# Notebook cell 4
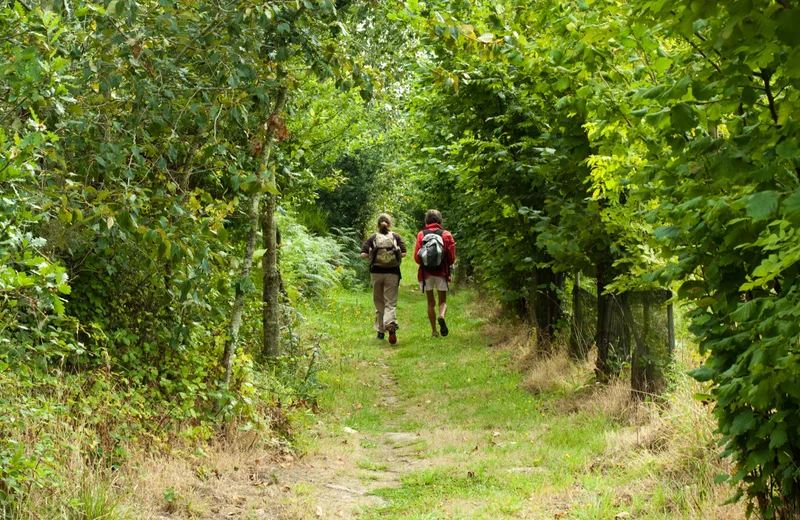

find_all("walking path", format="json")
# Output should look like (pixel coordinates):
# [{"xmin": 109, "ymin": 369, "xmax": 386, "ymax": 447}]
[{"xmin": 166, "ymin": 263, "xmax": 740, "ymax": 519}]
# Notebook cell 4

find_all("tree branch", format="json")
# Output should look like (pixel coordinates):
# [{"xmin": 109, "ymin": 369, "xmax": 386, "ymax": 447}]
[
  {"xmin": 683, "ymin": 36, "xmax": 721, "ymax": 74},
  {"xmin": 758, "ymin": 70, "xmax": 779, "ymax": 125}
]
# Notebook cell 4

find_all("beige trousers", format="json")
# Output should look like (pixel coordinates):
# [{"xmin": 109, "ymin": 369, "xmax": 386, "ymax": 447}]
[{"xmin": 371, "ymin": 273, "xmax": 400, "ymax": 332}]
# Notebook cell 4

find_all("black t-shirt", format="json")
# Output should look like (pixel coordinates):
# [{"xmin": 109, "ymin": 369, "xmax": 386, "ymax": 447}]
[{"xmin": 361, "ymin": 232, "xmax": 407, "ymax": 277}]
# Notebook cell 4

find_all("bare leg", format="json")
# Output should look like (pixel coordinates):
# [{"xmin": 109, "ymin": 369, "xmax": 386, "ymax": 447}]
[
  {"xmin": 437, "ymin": 290, "xmax": 449, "ymax": 336},
  {"xmin": 426, "ymin": 290, "xmax": 438, "ymax": 334}
]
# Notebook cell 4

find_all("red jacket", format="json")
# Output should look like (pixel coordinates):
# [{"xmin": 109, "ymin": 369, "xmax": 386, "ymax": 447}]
[{"xmin": 414, "ymin": 224, "xmax": 456, "ymax": 281}]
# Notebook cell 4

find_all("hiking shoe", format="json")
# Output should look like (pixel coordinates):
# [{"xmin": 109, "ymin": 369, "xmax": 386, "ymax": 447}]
[
  {"xmin": 388, "ymin": 325, "xmax": 397, "ymax": 345},
  {"xmin": 438, "ymin": 317, "xmax": 449, "ymax": 337},
  {"xmin": 377, "ymin": 332, "xmax": 385, "ymax": 340}
]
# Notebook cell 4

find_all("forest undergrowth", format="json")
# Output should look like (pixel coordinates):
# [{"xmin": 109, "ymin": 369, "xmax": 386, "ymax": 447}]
[
  {"xmin": 98, "ymin": 262, "xmax": 743, "ymax": 520},
  {"xmin": 4, "ymin": 261, "xmax": 743, "ymax": 520}
]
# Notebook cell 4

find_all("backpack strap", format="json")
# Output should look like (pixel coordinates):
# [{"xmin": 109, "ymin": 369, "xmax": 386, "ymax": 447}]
[
  {"xmin": 369, "ymin": 233, "xmax": 378, "ymax": 269},
  {"xmin": 420, "ymin": 231, "xmax": 427, "ymax": 292}
]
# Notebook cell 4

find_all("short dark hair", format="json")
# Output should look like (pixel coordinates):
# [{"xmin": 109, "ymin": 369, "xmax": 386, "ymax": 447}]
[{"xmin": 424, "ymin": 209, "xmax": 442, "ymax": 225}]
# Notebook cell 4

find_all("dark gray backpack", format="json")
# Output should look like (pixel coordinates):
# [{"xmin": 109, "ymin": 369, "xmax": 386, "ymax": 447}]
[{"xmin": 419, "ymin": 229, "xmax": 445, "ymax": 270}]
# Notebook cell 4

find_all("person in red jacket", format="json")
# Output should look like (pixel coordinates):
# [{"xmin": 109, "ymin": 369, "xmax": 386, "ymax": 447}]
[{"xmin": 414, "ymin": 209, "xmax": 456, "ymax": 337}]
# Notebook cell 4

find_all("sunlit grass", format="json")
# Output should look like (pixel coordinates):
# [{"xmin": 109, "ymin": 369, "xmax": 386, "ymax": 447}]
[{"xmin": 299, "ymin": 260, "xmax": 737, "ymax": 519}]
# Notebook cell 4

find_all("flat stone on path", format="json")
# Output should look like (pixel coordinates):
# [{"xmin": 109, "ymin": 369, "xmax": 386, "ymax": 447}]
[{"xmin": 384, "ymin": 432, "xmax": 419, "ymax": 443}]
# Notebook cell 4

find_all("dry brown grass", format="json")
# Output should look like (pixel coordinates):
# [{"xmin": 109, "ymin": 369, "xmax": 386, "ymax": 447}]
[
  {"xmin": 122, "ymin": 430, "xmax": 299, "ymax": 519},
  {"xmin": 10, "ymin": 397, "xmax": 296, "ymax": 520},
  {"xmin": 490, "ymin": 316, "xmax": 745, "ymax": 520}
]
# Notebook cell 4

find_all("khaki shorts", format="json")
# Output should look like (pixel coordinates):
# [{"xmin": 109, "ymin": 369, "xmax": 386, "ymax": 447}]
[{"xmin": 422, "ymin": 276, "xmax": 448, "ymax": 292}]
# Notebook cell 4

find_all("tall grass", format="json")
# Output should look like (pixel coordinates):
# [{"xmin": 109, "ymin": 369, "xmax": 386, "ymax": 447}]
[
  {"xmin": 69, "ymin": 475, "xmax": 125, "ymax": 520},
  {"xmin": 507, "ymin": 324, "xmax": 741, "ymax": 519}
]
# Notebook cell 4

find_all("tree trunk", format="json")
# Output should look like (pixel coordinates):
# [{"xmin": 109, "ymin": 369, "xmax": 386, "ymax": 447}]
[
  {"xmin": 262, "ymin": 191, "xmax": 281, "ymax": 361},
  {"xmin": 667, "ymin": 297, "xmax": 675, "ymax": 357},
  {"xmin": 569, "ymin": 271, "xmax": 586, "ymax": 359},
  {"xmin": 261, "ymin": 89, "xmax": 289, "ymax": 361},
  {"xmin": 220, "ymin": 88, "xmax": 288, "ymax": 391},
  {"xmin": 626, "ymin": 295, "xmax": 654, "ymax": 399},
  {"xmin": 529, "ymin": 267, "xmax": 564, "ymax": 353},
  {"xmin": 595, "ymin": 262, "xmax": 614, "ymax": 383}
]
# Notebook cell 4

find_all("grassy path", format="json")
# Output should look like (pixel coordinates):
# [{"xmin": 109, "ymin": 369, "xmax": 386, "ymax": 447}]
[{"xmin": 276, "ymin": 262, "xmax": 736, "ymax": 519}]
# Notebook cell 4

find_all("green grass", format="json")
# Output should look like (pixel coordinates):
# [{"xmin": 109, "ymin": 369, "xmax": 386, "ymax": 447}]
[
  {"xmin": 358, "ymin": 459, "xmax": 390, "ymax": 472},
  {"xmin": 300, "ymin": 260, "xmax": 733, "ymax": 519}
]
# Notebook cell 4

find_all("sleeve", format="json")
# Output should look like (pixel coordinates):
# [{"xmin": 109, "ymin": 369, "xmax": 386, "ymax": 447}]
[
  {"xmin": 394, "ymin": 233, "xmax": 407, "ymax": 254},
  {"xmin": 361, "ymin": 234, "xmax": 375, "ymax": 255},
  {"xmin": 413, "ymin": 231, "xmax": 423, "ymax": 265},
  {"xmin": 445, "ymin": 231, "xmax": 456, "ymax": 266}
]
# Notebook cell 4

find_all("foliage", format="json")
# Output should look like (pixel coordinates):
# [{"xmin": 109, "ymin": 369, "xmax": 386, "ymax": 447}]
[
  {"xmin": 397, "ymin": 0, "xmax": 800, "ymax": 515},
  {"xmin": 316, "ymin": 150, "xmax": 385, "ymax": 236},
  {"xmin": 636, "ymin": 1, "xmax": 800, "ymax": 516},
  {"xmin": 0, "ymin": 0, "xmax": 385, "ymax": 514},
  {"xmin": 279, "ymin": 212, "xmax": 349, "ymax": 300}
]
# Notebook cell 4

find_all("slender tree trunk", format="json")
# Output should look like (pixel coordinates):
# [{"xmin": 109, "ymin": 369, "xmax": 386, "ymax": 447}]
[
  {"xmin": 595, "ymin": 263, "xmax": 614, "ymax": 383},
  {"xmin": 262, "ymin": 191, "xmax": 281, "ymax": 360},
  {"xmin": 262, "ymin": 89, "xmax": 289, "ymax": 361},
  {"xmin": 529, "ymin": 267, "xmax": 564, "ymax": 353},
  {"xmin": 626, "ymin": 296, "xmax": 649, "ymax": 398},
  {"xmin": 667, "ymin": 296, "xmax": 675, "ymax": 357},
  {"xmin": 220, "ymin": 88, "xmax": 288, "ymax": 391},
  {"xmin": 628, "ymin": 294, "xmax": 665, "ymax": 399},
  {"xmin": 569, "ymin": 271, "xmax": 586, "ymax": 359}
]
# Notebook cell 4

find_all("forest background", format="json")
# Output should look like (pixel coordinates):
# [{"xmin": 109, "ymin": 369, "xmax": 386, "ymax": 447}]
[{"xmin": 1, "ymin": 0, "xmax": 799, "ymax": 519}]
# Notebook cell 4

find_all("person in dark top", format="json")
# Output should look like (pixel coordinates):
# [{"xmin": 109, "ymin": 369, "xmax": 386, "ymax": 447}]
[{"xmin": 361, "ymin": 214, "xmax": 407, "ymax": 344}]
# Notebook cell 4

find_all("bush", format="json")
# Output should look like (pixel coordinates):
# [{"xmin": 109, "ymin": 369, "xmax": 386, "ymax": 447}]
[{"xmin": 278, "ymin": 213, "xmax": 351, "ymax": 300}]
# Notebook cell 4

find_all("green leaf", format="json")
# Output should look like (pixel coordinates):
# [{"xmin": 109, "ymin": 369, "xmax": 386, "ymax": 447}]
[
  {"xmin": 730, "ymin": 410, "xmax": 756, "ymax": 435},
  {"xmin": 52, "ymin": 296, "xmax": 65, "ymax": 315},
  {"xmin": 746, "ymin": 191, "xmax": 780, "ymax": 222},
  {"xmin": 692, "ymin": 79, "xmax": 714, "ymax": 101},
  {"xmin": 781, "ymin": 191, "xmax": 800, "ymax": 217},
  {"xmin": 678, "ymin": 280, "xmax": 705, "ymax": 299},
  {"xmin": 477, "ymin": 33, "xmax": 495, "ymax": 43},
  {"xmin": 264, "ymin": 178, "xmax": 280, "ymax": 195},
  {"xmin": 654, "ymin": 225, "xmax": 681, "ymax": 241},
  {"xmin": 730, "ymin": 300, "xmax": 759, "ymax": 322},
  {"xmin": 769, "ymin": 424, "xmax": 788, "ymax": 450},
  {"xmin": 253, "ymin": 249, "xmax": 267, "ymax": 260},
  {"xmin": 641, "ymin": 85, "xmax": 667, "ymax": 99},
  {"xmin": 778, "ymin": 103, "xmax": 792, "ymax": 126},
  {"xmin": 786, "ymin": 48, "xmax": 800, "ymax": 79},
  {"xmin": 777, "ymin": 9, "xmax": 800, "ymax": 47},
  {"xmin": 670, "ymin": 103, "xmax": 697, "ymax": 133},
  {"xmin": 689, "ymin": 366, "xmax": 715, "ymax": 382},
  {"xmin": 653, "ymin": 56, "xmax": 672, "ymax": 73},
  {"xmin": 715, "ymin": 474, "xmax": 731, "ymax": 484},
  {"xmin": 776, "ymin": 139, "xmax": 798, "ymax": 159},
  {"xmin": 645, "ymin": 108, "xmax": 669, "ymax": 127}
]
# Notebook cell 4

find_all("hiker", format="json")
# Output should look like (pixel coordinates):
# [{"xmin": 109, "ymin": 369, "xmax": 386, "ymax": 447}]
[
  {"xmin": 414, "ymin": 209, "xmax": 456, "ymax": 338},
  {"xmin": 361, "ymin": 214, "xmax": 406, "ymax": 345}
]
